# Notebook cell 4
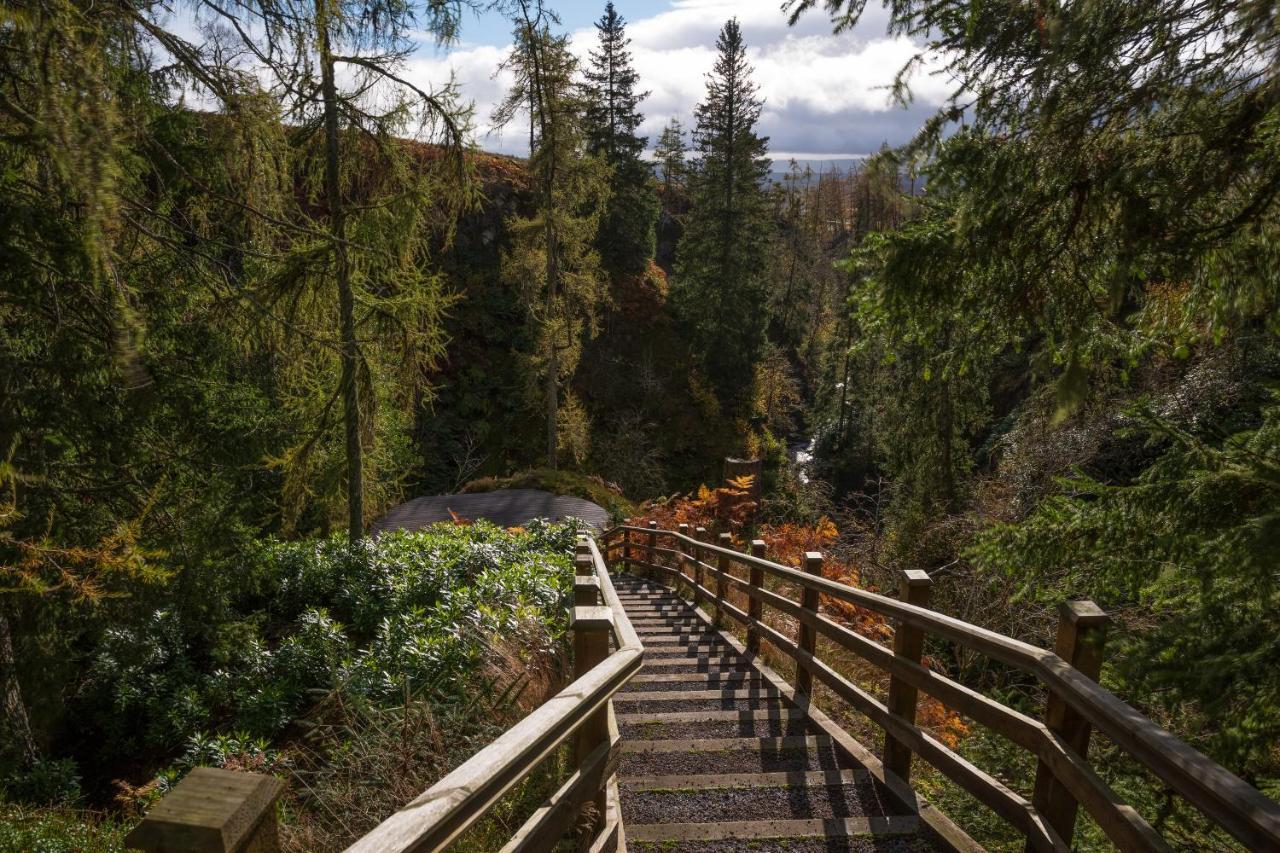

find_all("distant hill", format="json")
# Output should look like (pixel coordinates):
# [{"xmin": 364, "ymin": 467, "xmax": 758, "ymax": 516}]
[{"xmin": 766, "ymin": 157, "xmax": 867, "ymax": 184}]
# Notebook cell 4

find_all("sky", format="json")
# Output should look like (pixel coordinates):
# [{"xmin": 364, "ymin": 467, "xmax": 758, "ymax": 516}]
[{"xmin": 405, "ymin": 0, "xmax": 953, "ymax": 161}]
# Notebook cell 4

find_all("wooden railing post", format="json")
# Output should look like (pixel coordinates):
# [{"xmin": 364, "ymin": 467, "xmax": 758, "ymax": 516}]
[
  {"xmin": 573, "ymin": 604, "xmax": 614, "ymax": 825},
  {"xmin": 715, "ymin": 532, "xmax": 732, "ymax": 627},
  {"xmin": 124, "ymin": 767, "xmax": 283, "ymax": 853},
  {"xmin": 692, "ymin": 526, "xmax": 708, "ymax": 610},
  {"xmin": 883, "ymin": 569, "xmax": 933, "ymax": 784},
  {"xmin": 647, "ymin": 520, "xmax": 658, "ymax": 580},
  {"xmin": 677, "ymin": 523, "xmax": 690, "ymax": 593},
  {"xmin": 746, "ymin": 540, "xmax": 766, "ymax": 655},
  {"xmin": 796, "ymin": 552, "xmax": 823, "ymax": 696},
  {"xmin": 1029, "ymin": 600, "xmax": 1110, "ymax": 850}
]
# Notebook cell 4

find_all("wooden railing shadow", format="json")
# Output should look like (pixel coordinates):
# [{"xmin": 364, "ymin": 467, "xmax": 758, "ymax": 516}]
[
  {"xmin": 604, "ymin": 521, "xmax": 1280, "ymax": 853},
  {"xmin": 126, "ymin": 533, "xmax": 642, "ymax": 853}
]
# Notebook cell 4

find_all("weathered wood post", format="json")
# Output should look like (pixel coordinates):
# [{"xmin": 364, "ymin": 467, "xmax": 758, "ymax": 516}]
[
  {"xmin": 796, "ymin": 552, "xmax": 823, "ymax": 696},
  {"xmin": 715, "ymin": 532, "xmax": 732, "ymax": 628},
  {"xmin": 746, "ymin": 539, "xmax": 766, "ymax": 655},
  {"xmin": 647, "ymin": 520, "xmax": 658, "ymax": 581},
  {"xmin": 622, "ymin": 523, "xmax": 633, "ymax": 573},
  {"xmin": 1028, "ymin": 600, "xmax": 1110, "ymax": 850},
  {"xmin": 677, "ymin": 523, "xmax": 691, "ymax": 593},
  {"xmin": 572, "ymin": 603, "xmax": 613, "ymax": 827},
  {"xmin": 692, "ymin": 526, "xmax": 708, "ymax": 611},
  {"xmin": 883, "ymin": 569, "xmax": 933, "ymax": 784},
  {"xmin": 124, "ymin": 767, "xmax": 283, "ymax": 853}
]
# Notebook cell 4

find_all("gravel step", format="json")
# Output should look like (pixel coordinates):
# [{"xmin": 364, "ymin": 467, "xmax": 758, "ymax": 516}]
[
  {"xmin": 618, "ymin": 688, "xmax": 781, "ymax": 702},
  {"xmin": 619, "ymin": 736, "xmax": 856, "ymax": 777},
  {"xmin": 620, "ymin": 675, "xmax": 765, "ymax": 694},
  {"xmin": 614, "ymin": 695, "xmax": 789, "ymax": 714},
  {"xmin": 621, "ymin": 779, "xmax": 895, "ymax": 826},
  {"xmin": 625, "ymin": 816, "xmax": 922, "ymax": 846},
  {"xmin": 641, "ymin": 650, "xmax": 741, "ymax": 662},
  {"xmin": 628, "ymin": 838, "xmax": 933, "ymax": 853},
  {"xmin": 629, "ymin": 672, "xmax": 763, "ymax": 684},
  {"xmin": 621, "ymin": 715, "xmax": 818, "ymax": 741},
  {"xmin": 641, "ymin": 658, "xmax": 751, "ymax": 674},
  {"xmin": 622, "ymin": 769, "xmax": 871, "ymax": 792}
]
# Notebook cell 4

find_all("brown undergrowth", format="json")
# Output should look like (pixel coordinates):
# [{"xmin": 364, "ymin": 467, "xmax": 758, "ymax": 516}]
[
  {"xmin": 279, "ymin": 629, "xmax": 571, "ymax": 852},
  {"xmin": 627, "ymin": 479, "xmax": 969, "ymax": 748}
]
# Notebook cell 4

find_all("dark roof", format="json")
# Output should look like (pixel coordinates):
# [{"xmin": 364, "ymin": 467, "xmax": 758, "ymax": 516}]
[{"xmin": 373, "ymin": 488, "xmax": 610, "ymax": 534}]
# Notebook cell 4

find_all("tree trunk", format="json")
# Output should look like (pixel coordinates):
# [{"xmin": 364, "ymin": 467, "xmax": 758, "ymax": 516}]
[
  {"xmin": 318, "ymin": 13, "xmax": 363, "ymax": 541},
  {"xmin": 0, "ymin": 611, "xmax": 38, "ymax": 766}
]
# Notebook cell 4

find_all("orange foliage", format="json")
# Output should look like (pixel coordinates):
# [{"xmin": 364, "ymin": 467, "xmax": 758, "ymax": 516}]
[{"xmin": 630, "ymin": 485, "xmax": 969, "ymax": 748}]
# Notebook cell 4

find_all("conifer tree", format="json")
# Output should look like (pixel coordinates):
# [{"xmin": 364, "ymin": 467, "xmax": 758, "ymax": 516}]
[
  {"xmin": 673, "ymin": 18, "xmax": 773, "ymax": 410},
  {"xmin": 495, "ymin": 2, "xmax": 608, "ymax": 469},
  {"xmin": 583, "ymin": 2, "xmax": 658, "ymax": 277},
  {"xmin": 654, "ymin": 118, "xmax": 689, "ymax": 196}
]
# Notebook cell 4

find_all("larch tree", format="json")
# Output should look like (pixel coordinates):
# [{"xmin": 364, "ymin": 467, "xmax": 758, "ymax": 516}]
[
  {"xmin": 582, "ymin": 1, "xmax": 658, "ymax": 277},
  {"xmin": 198, "ymin": 0, "xmax": 474, "ymax": 540},
  {"xmin": 653, "ymin": 118, "xmax": 689, "ymax": 197},
  {"xmin": 673, "ymin": 18, "xmax": 773, "ymax": 412},
  {"xmin": 494, "ymin": 2, "xmax": 608, "ymax": 469}
]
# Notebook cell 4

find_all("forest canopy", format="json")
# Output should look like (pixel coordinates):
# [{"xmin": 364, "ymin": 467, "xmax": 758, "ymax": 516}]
[{"xmin": 2, "ymin": 0, "xmax": 1279, "ymax": 849}]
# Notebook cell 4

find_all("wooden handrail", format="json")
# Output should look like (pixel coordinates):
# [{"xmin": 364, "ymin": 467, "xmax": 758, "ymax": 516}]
[
  {"xmin": 348, "ymin": 533, "xmax": 642, "ymax": 853},
  {"xmin": 604, "ymin": 524, "xmax": 1280, "ymax": 852}
]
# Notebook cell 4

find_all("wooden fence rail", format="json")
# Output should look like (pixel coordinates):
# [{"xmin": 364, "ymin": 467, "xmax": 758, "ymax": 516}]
[
  {"xmin": 126, "ymin": 533, "xmax": 642, "ymax": 853},
  {"xmin": 603, "ymin": 523, "xmax": 1280, "ymax": 853}
]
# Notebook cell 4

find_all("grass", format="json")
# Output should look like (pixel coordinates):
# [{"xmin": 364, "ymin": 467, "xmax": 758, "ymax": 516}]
[{"xmin": 0, "ymin": 803, "xmax": 129, "ymax": 853}]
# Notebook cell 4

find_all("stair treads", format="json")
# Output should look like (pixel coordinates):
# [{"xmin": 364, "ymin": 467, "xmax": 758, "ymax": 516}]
[
  {"xmin": 621, "ymin": 676, "xmax": 763, "ymax": 694},
  {"xmin": 629, "ymin": 837, "xmax": 932, "ymax": 853},
  {"xmin": 625, "ymin": 816, "xmax": 921, "ymax": 844},
  {"xmin": 619, "ymin": 738, "xmax": 856, "ymax": 777},
  {"xmin": 622, "ymin": 780, "xmax": 890, "ymax": 825},
  {"xmin": 623, "ymin": 768, "xmax": 871, "ymax": 792},
  {"xmin": 620, "ymin": 716, "xmax": 817, "ymax": 741},
  {"xmin": 641, "ymin": 658, "xmax": 752, "ymax": 674}
]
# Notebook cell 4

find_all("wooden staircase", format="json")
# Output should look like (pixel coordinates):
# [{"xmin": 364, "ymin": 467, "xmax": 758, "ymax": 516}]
[{"xmin": 612, "ymin": 572, "xmax": 939, "ymax": 852}]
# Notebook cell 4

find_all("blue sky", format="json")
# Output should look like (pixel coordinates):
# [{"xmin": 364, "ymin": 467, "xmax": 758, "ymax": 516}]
[{"xmin": 405, "ymin": 0, "xmax": 951, "ymax": 160}]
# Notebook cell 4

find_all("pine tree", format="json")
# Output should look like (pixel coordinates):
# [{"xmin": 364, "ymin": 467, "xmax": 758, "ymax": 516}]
[
  {"xmin": 673, "ymin": 18, "xmax": 773, "ymax": 410},
  {"xmin": 494, "ymin": 4, "xmax": 609, "ymax": 469},
  {"xmin": 582, "ymin": 2, "xmax": 658, "ymax": 277}
]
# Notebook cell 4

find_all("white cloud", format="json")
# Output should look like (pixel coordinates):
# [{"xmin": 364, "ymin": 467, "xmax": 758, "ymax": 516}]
[{"xmin": 401, "ymin": 0, "xmax": 952, "ymax": 158}]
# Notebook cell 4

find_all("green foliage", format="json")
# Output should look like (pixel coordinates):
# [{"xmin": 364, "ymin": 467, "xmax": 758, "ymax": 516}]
[
  {"xmin": 0, "ymin": 803, "xmax": 127, "ymax": 853},
  {"xmin": 494, "ymin": 10, "xmax": 610, "ymax": 468},
  {"xmin": 55, "ymin": 521, "xmax": 573, "ymax": 787},
  {"xmin": 673, "ymin": 19, "xmax": 774, "ymax": 412},
  {"xmin": 583, "ymin": 3, "xmax": 659, "ymax": 277},
  {"xmin": 971, "ymin": 388, "xmax": 1280, "ymax": 775}
]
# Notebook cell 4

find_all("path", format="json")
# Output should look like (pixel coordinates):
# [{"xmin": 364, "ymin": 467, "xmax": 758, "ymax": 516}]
[
  {"xmin": 373, "ymin": 488, "xmax": 610, "ymax": 534},
  {"xmin": 611, "ymin": 572, "xmax": 935, "ymax": 852}
]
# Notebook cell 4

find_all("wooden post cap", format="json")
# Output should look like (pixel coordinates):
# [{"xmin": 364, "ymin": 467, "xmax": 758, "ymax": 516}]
[
  {"xmin": 124, "ymin": 767, "xmax": 283, "ymax": 853},
  {"xmin": 902, "ymin": 569, "xmax": 932, "ymax": 589},
  {"xmin": 648, "ymin": 520, "xmax": 658, "ymax": 529},
  {"xmin": 718, "ymin": 532, "xmax": 732, "ymax": 544},
  {"xmin": 1061, "ymin": 599, "xmax": 1109, "ymax": 627},
  {"xmin": 571, "ymin": 605, "xmax": 614, "ymax": 632},
  {"xmin": 574, "ymin": 554, "xmax": 594, "ymax": 576},
  {"xmin": 803, "ymin": 552, "xmax": 823, "ymax": 569},
  {"xmin": 750, "ymin": 539, "xmax": 766, "ymax": 554}
]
